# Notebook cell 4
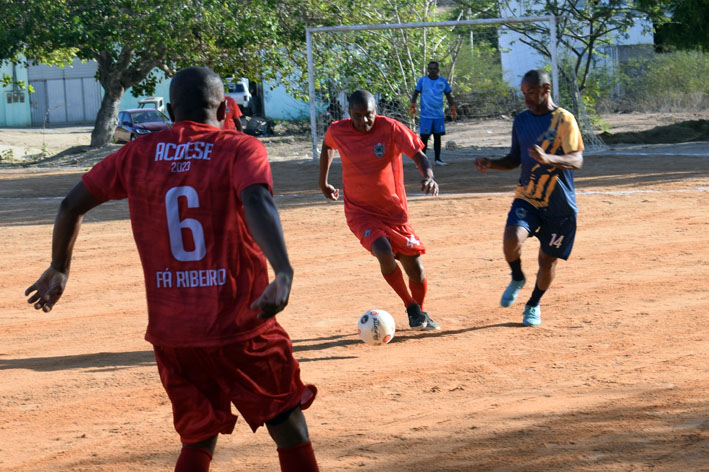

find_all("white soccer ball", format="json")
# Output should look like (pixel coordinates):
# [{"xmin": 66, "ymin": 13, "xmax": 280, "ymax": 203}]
[{"xmin": 357, "ymin": 309, "xmax": 396, "ymax": 345}]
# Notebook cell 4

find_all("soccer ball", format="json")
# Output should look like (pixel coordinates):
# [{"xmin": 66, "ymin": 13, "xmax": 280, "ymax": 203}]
[{"xmin": 357, "ymin": 309, "xmax": 396, "ymax": 345}]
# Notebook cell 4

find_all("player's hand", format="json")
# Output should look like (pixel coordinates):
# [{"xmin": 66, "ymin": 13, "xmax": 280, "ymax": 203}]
[
  {"xmin": 529, "ymin": 145, "xmax": 551, "ymax": 164},
  {"xmin": 450, "ymin": 105, "xmax": 457, "ymax": 121},
  {"xmin": 409, "ymin": 103, "xmax": 416, "ymax": 119},
  {"xmin": 320, "ymin": 183, "xmax": 340, "ymax": 201},
  {"xmin": 25, "ymin": 265, "xmax": 68, "ymax": 313},
  {"xmin": 252, "ymin": 271, "xmax": 292, "ymax": 319},
  {"xmin": 421, "ymin": 177, "xmax": 439, "ymax": 196},
  {"xmin": 474, "ymin": 157, "xmax": 491, "ymax": 174}
]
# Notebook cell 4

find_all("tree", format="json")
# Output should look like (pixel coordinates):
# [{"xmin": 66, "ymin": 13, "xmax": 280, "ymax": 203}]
[
  {"xmin": 309, "ymin": 0, "xmax": 503, "ymax": 120},
  {"xmin": 496, "ymin": 0, "xmax": 663, "ymax": 114},
  {"xmin": 643, "ymin": 0, "xmax": 709, "ymax": 51},
  {"xmin": 0, "ymin": 0, "xmax": 311, "ymax": 147}
]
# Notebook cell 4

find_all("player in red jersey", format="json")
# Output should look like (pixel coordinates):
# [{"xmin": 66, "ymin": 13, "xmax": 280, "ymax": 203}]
[
  {"xmin": 24, "ymin": 67, "xmax": 319, "ymax": 472},
  {"xmin": 319, "ymin": 89, "xmax": 441, "ymax": 331},
  {"xmin": 222, "ymin": 95, "xmax": 243, "ymax": 131}
]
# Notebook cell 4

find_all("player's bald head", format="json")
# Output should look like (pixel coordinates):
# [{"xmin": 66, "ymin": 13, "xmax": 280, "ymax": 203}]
[
  {"xmin": 169, "ymin": 67, "xmax": 224, "ymax": 120},
  {"xmin": 348, "ymin": 90, "xmax": 375, "ymax": 110},
  {"xmin": 522, "ymin": 69, "xmax": 551, "ymax": 87}
]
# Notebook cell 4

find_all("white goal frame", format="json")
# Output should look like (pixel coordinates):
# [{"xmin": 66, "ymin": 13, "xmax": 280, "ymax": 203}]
[{"xmin": 306, "ymin": 16, "xmax": 558, "ymax": 160}]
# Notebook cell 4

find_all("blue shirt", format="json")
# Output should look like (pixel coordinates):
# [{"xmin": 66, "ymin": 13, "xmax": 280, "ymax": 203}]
[
  {"xmin": 415, "ymin": 76, "xmax": 451, "ymax": 119},
  {"xmin": 510, "ymin": 107, "xmax": 584, "ymax": 216}
]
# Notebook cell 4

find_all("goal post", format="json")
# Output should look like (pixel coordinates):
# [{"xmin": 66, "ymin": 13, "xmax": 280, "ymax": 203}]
[{"xmin": 305, "ymin": 15, "xmax": 558, "ymax": 160}]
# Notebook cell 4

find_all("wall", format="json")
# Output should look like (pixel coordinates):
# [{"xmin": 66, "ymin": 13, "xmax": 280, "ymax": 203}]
[{"xmin": 0, "ymin": 62, "xmax": 32, "ymax": 127}]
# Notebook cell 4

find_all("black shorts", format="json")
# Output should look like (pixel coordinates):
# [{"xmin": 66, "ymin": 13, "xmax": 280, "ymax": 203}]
[{"xmin": 505, "ymin": 199, "xmax": 576, "ymax": 260}]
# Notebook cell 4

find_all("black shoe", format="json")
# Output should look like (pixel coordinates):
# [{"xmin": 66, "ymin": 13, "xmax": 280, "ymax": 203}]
[
  {"xmin": 422, "ymin": 312, "xmax": 441, "ymax": 331},
  {"xmin": 406, "ymin": 303, "xmax": 428, "ymax": 330}
]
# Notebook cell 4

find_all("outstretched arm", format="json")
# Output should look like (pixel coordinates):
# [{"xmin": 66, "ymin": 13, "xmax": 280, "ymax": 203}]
[
  {"xmin": 529, "ymin": 146, "xmax": 583, "ymax": 170},
  {"xmin": 474, "ymin": 153, "xmax": 522, "ymax": 174},
  {"xmin": 242, "ymin": 184, "xmax": 293, "ymax": 319},
  {"xmin": 25, "ymin": 181, "xmax": 103, "ymax": 312},
  {"xmin": 318, "ymin": 142, "xmax": 340, "ymax": 200},
  {"xmin": 411, "ymin": 150, "xmax": 439, "ymax": 196}
]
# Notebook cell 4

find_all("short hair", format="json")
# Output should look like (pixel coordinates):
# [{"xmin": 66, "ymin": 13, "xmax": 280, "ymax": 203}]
[
  {"xmin": 522, "ymin": 69, "xmax": 551, "ymax": 87},
  {"xmin": 348, "ymin": 90, "xmax": 375, "ymax": 109},
  {"xmin": 428, "ymin": 61, "xmax": 439, "ymax": 67},
  {"xmin": 170, "ymin": 66, "xmax": 224, "ymax": 112}
]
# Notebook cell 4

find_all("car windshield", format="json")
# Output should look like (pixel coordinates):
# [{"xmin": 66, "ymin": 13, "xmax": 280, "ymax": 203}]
[
  {"xmin": 228, "ymin": 83, "xmax": 246, "ymax": 93},
  {"xmin": 131, "ymin": 110, "xmax": 166, "ymax": 124}
]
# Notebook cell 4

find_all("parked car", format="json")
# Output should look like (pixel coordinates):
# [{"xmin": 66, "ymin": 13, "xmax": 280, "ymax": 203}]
[
  {"xmin": 225, "ymin": 77, "xmax": 252, "ymax": 114},
  {"xmin": 114, "ymin": 109, "xmax": 172, "ymax": 143}
]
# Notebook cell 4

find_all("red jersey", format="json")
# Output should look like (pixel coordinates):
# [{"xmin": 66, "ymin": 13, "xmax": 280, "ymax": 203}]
[
  {"xmin": 324, "ymin": 115, "xmax": 423, "ymax": 224},
  {"xmin": 222, "ymin": 96, "xmax": 243, "ymax": 131},
  {"xmin": 82, "ymin": 121, "xmax": 273, "ymax": 347}
]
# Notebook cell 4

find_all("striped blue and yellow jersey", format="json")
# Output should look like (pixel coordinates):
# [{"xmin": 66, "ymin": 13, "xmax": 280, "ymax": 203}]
[{"xmin": 510, "ymin": 107, "xmax": 584, "ymax": 216}]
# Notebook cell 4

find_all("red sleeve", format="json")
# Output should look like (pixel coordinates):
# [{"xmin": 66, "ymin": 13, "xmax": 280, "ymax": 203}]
[
  {"xmin": 231, "ymin": 135, "xmax": 273, "ymax": 196},
  {"xmin": 393, "ymin": 120, "xmax": 424, "ymax": 158},
  {"xmin": 81, "ymin": 147, "xmax": 129, "ymax": 201},
  {"xmin": 324, "ymin": 124, "xmax": 338, "ymax": 150}
]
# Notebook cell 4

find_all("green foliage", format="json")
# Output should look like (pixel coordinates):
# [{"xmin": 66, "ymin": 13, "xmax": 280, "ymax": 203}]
[
  {"xmin": 309, "ymin": 0, "xmax": 503, "ymax": 121},
  {"xmin": 638, "ymin": 0, "xmax": 709, "ymax": 51},
  {"xmin": 613, "ymin": 50, "xmax": 709, "ymax": 111},
  {"xmin": 1, "ymin": 73, "xmax": 35, "ymax": 93}
]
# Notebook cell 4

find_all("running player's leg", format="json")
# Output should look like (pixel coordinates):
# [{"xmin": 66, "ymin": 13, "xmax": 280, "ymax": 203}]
[
  {"xmin": 372, "ymin": 236, "xmax": 417, "ymax": 310},
  {"xmin": 523, "ymin": 212, "xmax": 576, "ymax": 326},
  {"xmin": 399, "ymin": 254, "xmax": 440, "ymax": 330},
  {"xmin": 175, "ymin": 435, "xmax": 217, "ymax": 472},
  {"xmin": 267, "ymin": 406, "xmax": 319, "ymax": 472},
  {"xmin": 399, "ymin": 254, "xmax": 426, "ymax": 307},
  {"xmin": 499, "ymin": 225, "xmax": 530, "ymax": 307}
]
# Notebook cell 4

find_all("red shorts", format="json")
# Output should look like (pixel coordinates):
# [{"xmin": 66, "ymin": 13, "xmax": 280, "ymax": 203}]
[
  {"xmin": 154, "ymin": 320, "xmax": 316, "ymax": 443},
  {"xmin": 347, "ymin": 213, "xmax": 426, "ymax": 257}
]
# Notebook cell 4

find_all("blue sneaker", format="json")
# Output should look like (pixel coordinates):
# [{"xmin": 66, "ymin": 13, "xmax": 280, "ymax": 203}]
[
  {"xmin": 500, "ymin": 277, "xmax": 525, "ymax": 307},
  {"xmin": 522, "ymin": 304, "xmax": 541, "ymax": 326}
]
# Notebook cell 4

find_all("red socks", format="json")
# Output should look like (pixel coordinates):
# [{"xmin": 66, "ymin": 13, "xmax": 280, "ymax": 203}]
[
  {"xmin": 409, "ymin": 278, "xmax": 427, "ymax": 309},
  {"xmin": 174, "ymin": 445, "xmax": 212, "ymax": 472},
  {"xmin": 382, "ymin": 265, "xmax": 415, "ymax": 307},
  {"xmin": 278, "ymin": 441, "xmax": 319, "ymax": 472}
]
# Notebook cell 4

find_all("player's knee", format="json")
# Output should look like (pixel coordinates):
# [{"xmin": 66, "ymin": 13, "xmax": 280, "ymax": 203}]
[{"xmin": 266, "ymin": 406, "xmax": 310, "ymax": 449}]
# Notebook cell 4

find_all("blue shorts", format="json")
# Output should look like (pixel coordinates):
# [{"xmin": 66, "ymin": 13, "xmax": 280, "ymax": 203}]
[
  {"xmin": 419, "ymin": 117, "xmax": 446, "ymax": 135},
  {"xmin": 505, "ymin": 199, "xmax": 576, "ymax": 260}
]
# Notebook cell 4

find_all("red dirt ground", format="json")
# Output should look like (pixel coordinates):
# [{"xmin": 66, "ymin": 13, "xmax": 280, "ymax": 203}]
[{"xmin": 1, "ymin": 121, "xmax": 708, "ymax": 471}]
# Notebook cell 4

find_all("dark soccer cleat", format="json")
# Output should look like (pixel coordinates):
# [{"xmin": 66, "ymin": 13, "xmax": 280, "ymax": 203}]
[
  {"xmin": 406, "ymin": 303, "xmax": 428, "ymax": 330},
  {"xmin": 422, "ymin": 312, "xmax": 441, "ymax": 331}
]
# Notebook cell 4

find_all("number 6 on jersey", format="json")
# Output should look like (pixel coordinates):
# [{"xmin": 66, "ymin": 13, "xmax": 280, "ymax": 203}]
[{"xmin": 165, "ymin": 186, "xmax": 206, "ymax": 262}]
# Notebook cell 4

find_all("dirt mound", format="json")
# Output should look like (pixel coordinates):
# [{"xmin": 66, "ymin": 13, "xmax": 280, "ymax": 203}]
[{"xmin": 600, "ymin": 119, "xmax": 709, "ymax": 144}]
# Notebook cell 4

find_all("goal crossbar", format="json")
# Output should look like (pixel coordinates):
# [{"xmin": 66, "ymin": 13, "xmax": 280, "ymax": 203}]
[{"xmin": 305, "ymin": 16, "xmax": 558, "ymax": 159}]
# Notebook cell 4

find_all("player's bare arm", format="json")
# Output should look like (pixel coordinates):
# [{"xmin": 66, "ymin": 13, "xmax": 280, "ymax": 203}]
[
  {"xmin": 242, "ymin": 184, "xmax": 294, "ymax": 319},
  {"xmin": 475, "ymin": 153, "xmax": 521, "ymax": 174},
  {"xmin": 25, "ymin": 181, "xmax": 102, "ymax": 312},
  {"xmin": 409, "ymin": 91, "xmax": 419, "ymax": 118},
  {"xmin": 445, "ymin": 92, "xmax": 457, "ymax": 120},
  {"xmin": 318, "ymin": 142, "xmax": 340, "ymax": 200},
  {"xmin": 411, "ymin": 150, "xmax": 439, "ymax": 196},
  {"xmin": 529, "ymin": 145, "xmax": 583, "ymax": 170}
]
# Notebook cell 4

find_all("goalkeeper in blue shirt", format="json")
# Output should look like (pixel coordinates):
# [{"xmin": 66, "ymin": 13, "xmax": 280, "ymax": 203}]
[
  {"xmin": 410, "ymin": 61, "xmax": 456, "ymax": 165},
  {"xmin": 474, "ymin": 69, "xmax": 584, "ymax": 327}
]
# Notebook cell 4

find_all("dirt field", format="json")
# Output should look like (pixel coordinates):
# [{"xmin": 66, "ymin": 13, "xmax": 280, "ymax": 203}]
[{"xmin": 1, "ymin": 116, "xmax": 708, "ymax": 471}]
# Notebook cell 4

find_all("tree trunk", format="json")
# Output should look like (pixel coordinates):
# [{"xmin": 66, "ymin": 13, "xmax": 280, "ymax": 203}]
[{"xmin": 90, "ymin": 87, "xmax": 124, "ymax": 148}]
